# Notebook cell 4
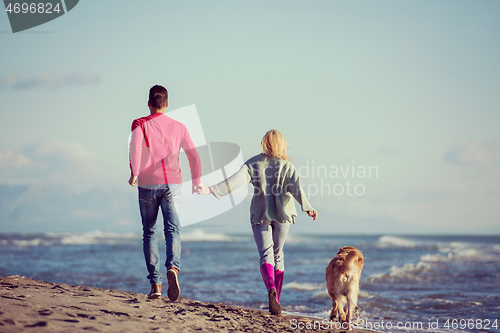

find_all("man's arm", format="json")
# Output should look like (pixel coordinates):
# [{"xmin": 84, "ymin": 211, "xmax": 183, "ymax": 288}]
[
  {"xmin": 128, "ymin": 119, "xmax": 144, "ymax": 187},
  {"xmin": 181, "ymin": 128, "xmax": 202, "ymax": 192}
]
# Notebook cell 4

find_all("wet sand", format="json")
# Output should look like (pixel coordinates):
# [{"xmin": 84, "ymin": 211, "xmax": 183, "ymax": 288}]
[{"xmin": 0, "ymin": 275, "xmax": 376, "ymax": 332}]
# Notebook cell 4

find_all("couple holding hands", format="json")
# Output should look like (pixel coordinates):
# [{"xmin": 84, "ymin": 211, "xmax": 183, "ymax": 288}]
[{"xmin": 129, "ymin": 85, "xmax": 317, "ymax": 315}]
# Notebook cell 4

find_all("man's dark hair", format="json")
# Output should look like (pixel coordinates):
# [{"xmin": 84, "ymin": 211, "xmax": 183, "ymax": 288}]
[{"xmin": 149, "ymin": 85, "xmax": 168, "ymax": 109}]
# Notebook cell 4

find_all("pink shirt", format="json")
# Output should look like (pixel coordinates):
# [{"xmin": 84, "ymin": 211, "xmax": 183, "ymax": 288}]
[{"xmin": 129, "ymin": 113, "xmax": 201, "ymax": 186}]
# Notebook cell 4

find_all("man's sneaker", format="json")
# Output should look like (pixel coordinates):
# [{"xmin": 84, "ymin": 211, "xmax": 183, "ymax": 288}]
[
  {"xmin": 148, "ymin": 284, "xmax": 162, "ymax": 300},
  {"xmin": 167, "ymin": 268, "xmax": 180, "ymax": 301}
]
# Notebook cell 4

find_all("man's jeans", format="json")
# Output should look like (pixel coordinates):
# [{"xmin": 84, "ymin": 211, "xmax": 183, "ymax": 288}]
[{"xmin": 138, "ymin": 184, "xmax": 182, "ymax": 285}]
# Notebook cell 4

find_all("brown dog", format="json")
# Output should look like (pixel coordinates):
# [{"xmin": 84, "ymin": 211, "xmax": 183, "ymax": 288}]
[{"xmin": 325, "ymin": 246, "xmax": 364, "ymax": 330}]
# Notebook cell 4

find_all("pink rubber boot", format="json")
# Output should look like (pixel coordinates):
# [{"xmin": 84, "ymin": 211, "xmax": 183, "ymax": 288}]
[
  {"xmin": 260, "ymin": 263, "xmax": 281, "ymax": 315},
  {"xmin": 275, "ymin": 270, "xmax": 284, "ymax": 304}
]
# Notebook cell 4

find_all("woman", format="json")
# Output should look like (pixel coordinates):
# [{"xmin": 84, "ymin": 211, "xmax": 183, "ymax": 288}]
[{"xmin": 197, "ymin": 129, "xmax": 317, "ymax": 315}]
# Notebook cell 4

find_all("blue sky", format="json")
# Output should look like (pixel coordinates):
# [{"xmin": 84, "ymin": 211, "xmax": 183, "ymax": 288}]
[{"xmin": 0, "ymin": 1, "xmax": 499, "ymax": 234}]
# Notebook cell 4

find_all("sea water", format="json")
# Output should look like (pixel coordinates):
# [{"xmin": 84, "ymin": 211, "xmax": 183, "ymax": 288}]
[{"xmin": 1, "ymin": 231, "xmax": 499, "ymax": 333}]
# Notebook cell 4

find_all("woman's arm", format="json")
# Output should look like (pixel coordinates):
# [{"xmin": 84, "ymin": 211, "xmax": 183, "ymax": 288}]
[
  {"xmin": 197, "ymin": 165, "xmax": 251, "ymax": 200},
  {"xmin": 307, "ymin": 210, "xmax": 318, "ymax": 220},
  {"xmin": 287, "ymin": 166, "xmax": 316, "ymax": 215},
  {"xmin": 197, "ymin": 184, "xmax": 212, "ymax": 195}
]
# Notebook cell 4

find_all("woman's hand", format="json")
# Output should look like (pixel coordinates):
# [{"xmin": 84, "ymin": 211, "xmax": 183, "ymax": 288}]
[
  {"xmin": 195, "ymin": 184, "xmax": 212, "ymax": 195},
  {"xmin": 307, "ymin": 210, "xmax": 318, "ymax": 220}
]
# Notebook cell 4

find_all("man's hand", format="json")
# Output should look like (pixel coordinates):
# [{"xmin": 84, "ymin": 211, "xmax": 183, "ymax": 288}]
[
  {"xmin": 129, "ymin": 176, "xmax": 137, "ymax": 187},
  {"xmin": 195, "ymin": 184, "xmax": 212, "ymax": 195},
  {"xmin": 307, "ymin": 210, "xmax": 318, "ymax": 220}
]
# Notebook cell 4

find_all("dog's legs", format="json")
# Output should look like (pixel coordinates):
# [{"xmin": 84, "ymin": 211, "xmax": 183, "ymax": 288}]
[
  {"xmin": 346, "ymin": 294, "xmax": 358, "ymax": 330},
  {"xmin": 337, "ymin": 295, "xmax": 347, "ymax": 323},
  {"xmin": 329, "ymin": 296, "xmax": 339, "ymax": 321}
]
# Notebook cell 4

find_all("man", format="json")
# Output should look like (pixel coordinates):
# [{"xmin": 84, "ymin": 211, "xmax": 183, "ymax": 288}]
[{"xmin": 129, "ymin": 85, "xmax": 201, "ymax": 301}]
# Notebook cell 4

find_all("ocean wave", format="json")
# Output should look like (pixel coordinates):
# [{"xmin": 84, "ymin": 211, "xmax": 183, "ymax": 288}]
[
  {"xmin": 421, "ymin": 249, "xmax": 486, "ymax": 262},
  {"xmin": 285, "ymin": 235, "xmax": 319, "ymax": 244},
  {"xmin": 0, "ymin": 231, "xmax": 141, "ymax": 247},
  {"xmin": 57, "ymin": 230, "xmax": 140, "ymax": 245},
  {"xmin": 55, "ymin": 231, "xmax": 140, "ymax": 245},
  {"xmin": 283, "ymin": 282, "xmax": 326, "ymax": 291},
  {"xmin": 292, "ymin": 286, "xmax": 376, "ymax": 302},
  {"xmin": 367, "ymin": 240, "xmax": 500, "ymax": 284},
  {"xmin": 358, "ymin": 290, "xmax": 376, "ymax": 299},
  {"xmin": 389, "ymin": 262, "xmax": 433, "ymax": 279},
  {"xmin": 311, "ymin": 290, "xmax": 330, "ymax": 300},
  {"xmin": 437, "ymin": 241, "xmax": 470, "ymax": 255},
  {"xmin": 290, "ymin": 258, "xmax": 332, "ymax": 266},
  {"xmin": 1, "ymin": 229, "xmax": 249, "ymax": 247},
  {"xmin": 377, "ymin": 236, "xmax": 417, "ymax": 248},
  {"xmin": 1, "ymin": 236, "xmax": 54, "ymax": 248},
  {"xmin": 180, "ymin": 229, "xmax": 250, "ymax": 242},
  {"xmin": 366, "ymin": 260, "xmax": 434, "ymax": 283},
  {"xmin": 433, "ymin": 242, "xmax": 498, "ymax": 262},
  {"xmin": 11, "ymin": 238, "xmax": 52, "ymax": 247}
]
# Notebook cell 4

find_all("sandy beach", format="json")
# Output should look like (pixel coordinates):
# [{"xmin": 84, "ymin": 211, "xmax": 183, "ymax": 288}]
[{"xmin": 0, "ymin": 275, "xmax": 377, "ymax": 333}]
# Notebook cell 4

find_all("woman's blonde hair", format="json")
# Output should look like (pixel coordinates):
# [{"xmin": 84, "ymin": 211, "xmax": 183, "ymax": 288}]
[{"xmin": 261, "ymin": 129, "xmax": 290, "ymax": 161}]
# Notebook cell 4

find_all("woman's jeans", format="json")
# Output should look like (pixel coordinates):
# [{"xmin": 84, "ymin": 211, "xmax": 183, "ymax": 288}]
[
  {"xmin": 138, "ymin": 184, "xmax": 182, "ymax": 285},
  {"xmin": 252, "ymin": 221, "xmax": 290, "ymax": 272}
]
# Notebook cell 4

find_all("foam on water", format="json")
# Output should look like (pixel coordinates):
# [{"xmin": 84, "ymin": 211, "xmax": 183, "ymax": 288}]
[
  {"xmin": 283, "ymin": 282, "xmax": 325, "ymax": 291},
  {"xmin": 311, "ymin": 289, "xmax": 330, "ymax": 300},
  {"xmin": 58, "ymin": 231, "xmax": 139, "ymax": 245},
  {"xmin": 358, "ymin": 290, "xmax": 376, "ymax": 299},
  {"xmin": 367, "ymin": 239, "xmax": 500, "ymax": 283},
  {"xmin": 180, "ymin": 229, "xmax": 250, "ymax": 242},
  {"xmin": 366, "ymin": 260, "xmax": 434, "ymax": 282},
  {"xmin": 0, "ymin": 229, "xmax": 252, "ymax": 247},
  {"xmin": 11, "ymin": 238, "xmax": 49, "ymax": 247},
  {"xmin": 377, "ymin": 235, "xmax": 417, "ymax": 248},
  {"xmin": 285, "ymin": 234, "xmax": 319, "ymax": 244}
]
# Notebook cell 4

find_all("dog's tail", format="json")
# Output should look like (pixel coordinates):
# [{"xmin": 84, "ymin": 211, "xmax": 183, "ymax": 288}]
[{"xmin": 343, "ymin": 249, "xmax": 364, "ymax": 277}]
